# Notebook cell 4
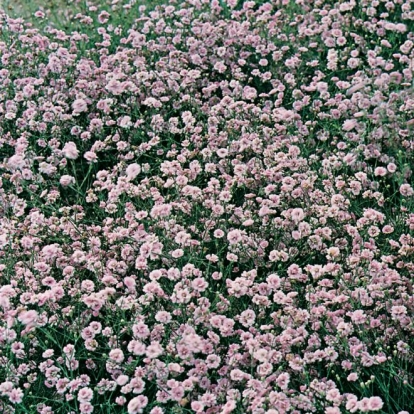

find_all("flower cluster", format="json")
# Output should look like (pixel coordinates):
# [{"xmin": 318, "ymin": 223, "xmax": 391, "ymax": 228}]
[{"xmin": 0, "ymin": 0, "xmax": 414, "ymax": 413}]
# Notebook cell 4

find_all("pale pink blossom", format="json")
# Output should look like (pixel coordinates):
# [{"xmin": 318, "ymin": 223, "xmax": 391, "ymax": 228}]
[
  {"xmin": 60, "ymin": 175, "xmax": 75, "ymax": 186},
  {"xmin": 276, "ymin": 372, "xmax": 290, "ymax": 390},
  {"xmin": 400, "ymin": 184, "xmax": 414, "ymax": 196},
  {"xmin": 72, "ymin": 98, "xmax": 88, "ymax": 114},
  {"xmin": 243, "ymin": 86, "xmax": 257, "ymax": 100},
  {"xmin": 116, "ymin": 375, "xmax": 129, "ymax": 386},
  {"xmin": 109, "ymin": 349, "xmax": 124, "ymax": 363},
  {"xmin": 347, "ymin": 373, "xmax": 358, "ymax": 381},
  {"xmin": 342, "ymin": 119, "xmax": 357, "ymax": 131},
  {"xmin": 17, "ymin": 310, "xmax": 38, "ymax": 325},
  {"xmin": 128, "ymin": 395, "xmax": 148, "ymax": 414},
  {"xmin": 227, "ymin": 229, "xmax": 243, "ymax": 245},
  {"xmin": 7, "ymin": 155, "xmax": 25, "ymax": 171},
  {"xmin": 79, "ymin": 403, "xmax": 94, "ymax": 413},
  {"xmin": 77, "ymin": 387, "xmax": 93, "ymax": 403},
  {"xmin": 368, "ymin": 397, "xmax": 383, "ymax": 411},
  {"xmin": 118, "ymin": 116, "xmax": 133, "ymax": 128},
  {"xmin": 62, "ymin": 142, "xmax": 79, "ymax": 159},
  {"xmin": 291, "ymin": 208, "xmax": 305, "ymax": 222},
  {"xmin": 126, "ymin": 163, "xmax": 141, "ymax": 180},
  {"xmin": 8, "ymin": 387, "xmax": 24, "ymax": 403},
  {"xmin": 374, "ymin": 167, "xmax": 387, "ymax": 177},
  {"xmin": 84, "ymin": 151, "xmax": 98, "ymax": 163},
  {"xmin": 191, "ymin": 401, "xmax": 204, "ymax": 412}
]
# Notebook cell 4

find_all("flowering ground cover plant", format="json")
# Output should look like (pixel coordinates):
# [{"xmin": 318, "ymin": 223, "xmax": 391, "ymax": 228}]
[{"xmin": 1, "ymin": 0, "xmax": 414, "ymax": 412}]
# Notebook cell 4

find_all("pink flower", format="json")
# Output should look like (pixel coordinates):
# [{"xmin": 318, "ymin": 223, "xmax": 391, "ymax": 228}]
[
  {"xmin": 118, "ymin": 116, "xmax": 133, "ymax": 128},
  {"xmin": 116, "ymin": 396, "xmax": 127, "ymax": 406},
  {"xmin": 347, "ymin": 373, "xmax": 358, "ymax": 381},
  {"xmin": 145, "ymin": 341, "xmax": 163, "ymax": 359},
  {"xmin": 63, "ymin": 344, "xmax": 75, "ymax": 355},
  {"xmin": 56, "ymin": 378, "xmax": 69, "ymax": 394},
  {"xmin": 39, "ymin": 162, "xmax": 57, "ymax": 175},
  {"xmin": 382, "ymin": 225, "xmax": 394, "ymax": 234},
  {"xmin": 18, "ymin": 310, "xmax": 38, "ymax": 325},
  {"xmin": 400, "ymin": 184, "xmax": 414, "ymax": 196},
  {"xmin": 214, "ymin": 229, "xmax": 225, "ymax": 238},
  {"xmin": 62, "ymin": 142, "xmax": 79, "ymax": 159},
  {"xmin": 230, "ymin": 369, "xmax": 246, "ymax": 381},
  {"xmin": 276, "ymin": 373, "xmax": 290, "ymax": 390},
  {"xmin": 98, "ymin": 11, "xmax": 110, "ymax": 23},
  {"xmin": 325, "ymin": 408, "xmax": 340, "ymax": 414},
  {"xmin": 128, "ymin": 396, "xmax": 148, "ymax": 414},
  {"xmin": 126, "ymin": 163, "xmax": 141, "ymax": 180},
  {"xmin": 346, "ymin": 82, "xmax": 365, "ymax": 95},
  {"xmin": 34, "ymin": 10, "xmax": 45, "ymax": 18},
  {"xmin": 72, "ymin": 98, "xmax": 88, "ymax": 114},
  {"xmin": 170, "ymin": 386, "xmax": 185, "ymax": 401},
  {"xmin": 42, "ymin": 349, "xmax": 54, "ymax": 358},
  {"xmin": 79, "ymin": 402, "xmax": 94, "ymax": 413},
  {"xmin": 60, "ymin": 175, "xmax": 75, "ymax": 187},
  {"xmin": 342, "ymin": 119, "xmax": 357, "ymax": 131},
  {"xmin": 77, "ymin": 387, "xmax": 93, "ymax": 402},
  {"xmin": 287, "ymin": 263, "xmax": 303, "ymax": 280},
  {"xmin": 346, "ymin": 395, "xmax": 359, "ymax": 413},
  {"xmin": 368, "ymin": 397, "xmax": 383, "ymax": 411},
  {"xmin": 326, "ymin": 246, "xmax": 340, "ymax": 259},
  {"xmin": 191, "ymin": 277, "xmax": 208, "ymax": 292},
  {"xmin": 214, "ymin": 61, "xmax": 227, "ymax": 73},
  {"xmin": 171, "ymin": 249, "xmax": 184, "ymax": 258},
  {"xmin": 109, "ymin": 349, "xmax": 124, "ymax": 363},
  {"xmin": 8, "ymin": 387, "xmax": 24, "ymax": 403},
  {"xmin": 226, "ymin": 253, "xmax": 238, "ymax": 262},
  {"xmin": 350, "ymin": 309, "xmax": 366, "ymax": 324},
  {"xmin": 291, "ymin": 208, "xmax": 305, "ymax": 222},
  {"xmin": 239, "ymin": 309, "xmax": 255, "ymax": 327},
  {"xmin": 128, "ymin": 340, "xmax": 146, "ymax": 355},
  {"xmin": 7, "ymin": 155, "xmax": 25, "ymax": 171},
  {"xmin": 116, "ymin": 375, "xmax": 129, "ymax": 386},
  {"xmin": 227, "ymin": 229, "xmax": 243, "ymax": 245},
  {"xmin": 243, "ymin": 86, "xmax": 257, "ymax": 100},
  {"xmin": 106, "ymin": 79, "xmax": 125, "ymax": 95},
  {"xmin": 221, "ymin": 399, "xmax": 236, "ymax": 413},
  {"xmin": 191, "ymin": 401, "xmax": 204, "ymax": 412},
  {"xmin": 326, "ymin": 388, "xmax": 341, "ymax": 403},
  {"xmin": 387, "ymin": 163, "xmax": 397, "ymax": 173},
  {"xmin": 0, "ymin": 381, "xmax": 14, "ymax": 395},
  {"xmin": 216, "ymin": 148, "xmax": 228, "ymax": 158},
  {"xmin": 206, "ymin": 354, "xmax": 221, "ymax": 369},
  {"xmin": 358, "ymin": 397, "xmax": 370, "ymax": 412},
  {"xmin": 123, "ymin": 277, "xmax": 136, "ymax": 292},
  {"xmin": 391, "ymin": 305, "xmax": 407, "ymax": 320},
  {"xmin": 155, "ymin": 311, "xmax": 172, "ymax": 323},
  {"xmin": 84, "ymin": 151, "xmax": 98, "ymax": 163},
  {"xmin": 374, "ymin": 167, "xmax": 387, "ymax": 176}
]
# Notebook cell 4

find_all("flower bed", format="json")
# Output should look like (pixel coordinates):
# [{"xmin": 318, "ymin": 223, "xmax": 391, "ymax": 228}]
[{"xmin": 0, "ymin": 0, "xmax": 414, "ymax": 413}]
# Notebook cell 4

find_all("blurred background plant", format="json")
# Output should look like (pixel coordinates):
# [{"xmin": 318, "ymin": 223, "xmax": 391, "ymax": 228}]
[{"xmin": 0, "ymin": 0, "xmax": 165, "ymax": 30}]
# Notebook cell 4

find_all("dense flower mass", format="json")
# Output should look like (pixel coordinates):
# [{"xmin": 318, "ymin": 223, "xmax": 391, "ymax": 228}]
[{"xmin": 0, "ymin": 0, "xmax": 414, "ymax": 413}]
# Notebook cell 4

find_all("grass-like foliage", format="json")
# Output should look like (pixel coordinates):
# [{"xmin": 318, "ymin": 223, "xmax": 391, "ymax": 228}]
[{"xmin": 1, "ymin": 0, "xmax": 414, "ymax": 413}]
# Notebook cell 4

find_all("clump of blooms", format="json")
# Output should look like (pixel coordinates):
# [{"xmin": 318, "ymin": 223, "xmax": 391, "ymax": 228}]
[{"xmin": 0, "ymin": 0, "xmax": 414, "ymax": 413}]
